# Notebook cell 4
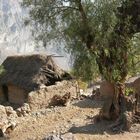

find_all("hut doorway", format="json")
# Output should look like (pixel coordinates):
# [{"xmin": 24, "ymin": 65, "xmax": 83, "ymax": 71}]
[{"xmin": 2, "ymin": 84, "xmax": 9, "ymax": 102}]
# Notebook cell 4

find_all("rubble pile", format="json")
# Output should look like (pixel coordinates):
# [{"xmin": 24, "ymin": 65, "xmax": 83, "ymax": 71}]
[
  {"xmin": 28, "ymin": 80, "xmax": 77, "ymax": 110},
  {"xmin": 16, "ymin": 103, "xmax": 31, "ymax": 117},
  {"xmin": 0, "ymin": 103, "xmax": 31, "ymax": 137},
  {"xmin": 0, "ymin": 105, "xmax": 17, "ymax": 137}
]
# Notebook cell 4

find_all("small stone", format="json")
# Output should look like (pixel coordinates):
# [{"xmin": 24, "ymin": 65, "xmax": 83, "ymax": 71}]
[
  {"xmin": 43, "ymin": 135, "xmax": 61, "ymax": 140},
  {"xmin": 61, "ymin": 133, "xmax": 75, "ymax": 140},
  {"xmin": 46, "ymin": 109, "xmax": 52, "ymax": 112},
  {"xmin": 52, "ymin": 130, "xmax": 56, "ymax": 134},
  {"xmin": 103, "ymin": 132, "xmax": 110, "ymax": 137}
]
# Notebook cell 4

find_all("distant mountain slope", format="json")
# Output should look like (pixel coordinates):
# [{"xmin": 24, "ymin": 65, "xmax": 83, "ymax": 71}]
[
  {"xmin": 0, "ymin": 0, "xmax": 34, "ymax": 63},
  {"xmin": 0, "ymin": 0, "xmax": 71, "ymax": 70}
]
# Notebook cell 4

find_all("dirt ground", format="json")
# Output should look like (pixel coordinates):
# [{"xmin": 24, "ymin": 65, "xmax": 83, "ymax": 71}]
[{"xmin": 3, "ymin": 99, "xmax": 140, "ymax": 140}]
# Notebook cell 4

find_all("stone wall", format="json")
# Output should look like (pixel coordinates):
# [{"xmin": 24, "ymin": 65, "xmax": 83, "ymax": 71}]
[{"xmin": 28, "ymin": 80, "xmax": 77, "ymax": 111}]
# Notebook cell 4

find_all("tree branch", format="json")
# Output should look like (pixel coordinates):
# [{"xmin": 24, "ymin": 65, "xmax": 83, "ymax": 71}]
[{"xmin": 53, "ymin": 6, "xmax": 79, "ymax": 11}]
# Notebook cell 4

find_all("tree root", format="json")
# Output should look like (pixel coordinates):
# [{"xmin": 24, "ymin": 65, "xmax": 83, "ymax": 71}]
[
  {"xmin": 109, "ymin": 111, "xmax": 140, "ymax": 132},
  {"xmin": 110, "ymin": 112, "xmax": 132, "ymax": 132},
  {"xmin": 132, "ymin": 111, "xmax": 140, "ymax": 123}
]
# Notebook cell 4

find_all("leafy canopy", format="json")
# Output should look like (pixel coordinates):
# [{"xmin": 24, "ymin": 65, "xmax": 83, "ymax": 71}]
[{"xmin": 22, "ymin": 0, "xmax": 139, "ymax": 82}]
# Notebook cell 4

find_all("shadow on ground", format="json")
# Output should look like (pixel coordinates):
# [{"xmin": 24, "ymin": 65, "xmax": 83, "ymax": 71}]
[
  {"xmin": 73, "ymin": 98, "xmax": 103, "ymax": 109},
  {"xmin": 69, "ymin": 120, "xmax": 114, "ymax": 135}
]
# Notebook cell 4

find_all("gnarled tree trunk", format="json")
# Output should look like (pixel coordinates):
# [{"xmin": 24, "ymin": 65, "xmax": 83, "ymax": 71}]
[
  {"xmin": 100, "ymin": 81, "xmax": 120, "ymax": 120},
  {"xmin": 100, "ymin": 80, "xmax": 139, "ymax": 131}
]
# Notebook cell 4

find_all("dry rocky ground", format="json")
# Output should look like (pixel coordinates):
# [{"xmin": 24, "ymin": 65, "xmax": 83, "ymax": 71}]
[{"xmin": 0, "ymin": 98, "xmax": 140, "ymax": 140}]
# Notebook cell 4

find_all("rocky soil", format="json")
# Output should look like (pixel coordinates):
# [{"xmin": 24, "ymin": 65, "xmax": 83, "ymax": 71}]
[{"xmin": 0, "ymin": 99, "xmax": 140, "ymax": 140}]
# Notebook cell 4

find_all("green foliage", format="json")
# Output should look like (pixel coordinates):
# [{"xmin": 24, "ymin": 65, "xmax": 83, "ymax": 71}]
[
  {"xmin": 125, "ymin": 87, "xmax": 135, "ymax": 96},
  {"xmin": 0, "ymin": 65, "xmax": 5, "ymax": 76},
  {"xmin": 71, "ymin": 51, "xmax": 99, "ymax": 82},
  {"xmin": 128, "ymin": 33, "xmax": 140, "ymax": 75},
  {"xmin": 77, "ymin": 79, "xmax": 88, "ymax": 91},
  {"xmin": 22, "ymin": 0, "xmax": 139, "ymax": 82}
]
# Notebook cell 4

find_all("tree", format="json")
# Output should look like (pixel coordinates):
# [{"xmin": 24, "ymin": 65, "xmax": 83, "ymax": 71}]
[
  {"xmin": 22, "ymin": 0, "xmax": 120, "ymax": 80},
  {"xmin": 129, "ymin": 33, "xmax": 140, "ymax": 75},
  {"xmin": 22, "ymin": 0, "xmax": 140, "ymax": 128}
]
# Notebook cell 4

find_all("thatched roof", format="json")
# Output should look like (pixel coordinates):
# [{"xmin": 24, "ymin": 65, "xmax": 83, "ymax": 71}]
[{"xmin": 0, "ymin": 54, "xmax": 71, "ymax": 92}]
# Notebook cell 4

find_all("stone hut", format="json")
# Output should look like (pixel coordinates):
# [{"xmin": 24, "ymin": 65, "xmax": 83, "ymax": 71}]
[{"xmin": 0, "ymin": 54, "xmax": 75, "ymax": 109}]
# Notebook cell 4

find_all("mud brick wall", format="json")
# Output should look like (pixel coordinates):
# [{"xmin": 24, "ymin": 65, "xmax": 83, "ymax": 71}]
[{"xmin": 8, "ymin": 85, "xmax": 27, "ymax": 105}]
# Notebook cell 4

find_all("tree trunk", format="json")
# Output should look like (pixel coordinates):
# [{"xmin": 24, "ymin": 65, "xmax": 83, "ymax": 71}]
[
  {"xmin": 100, "ymin": 81, "xmax": 120, "ymax": 120},
  {"xmin": 100, "ymin": 81, "xmax": 139, "ymax": 131}
]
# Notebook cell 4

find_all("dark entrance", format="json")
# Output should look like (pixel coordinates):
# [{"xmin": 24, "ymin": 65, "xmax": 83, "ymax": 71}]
[{"xmin": 2, "ymin": 84, "xmax": 9, "ymax": 101}]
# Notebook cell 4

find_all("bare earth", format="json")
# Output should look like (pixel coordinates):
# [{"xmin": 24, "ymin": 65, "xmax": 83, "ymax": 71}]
[{"xmin": 5, "ymin": 99, "xmax": 140, "ymax": 140}]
